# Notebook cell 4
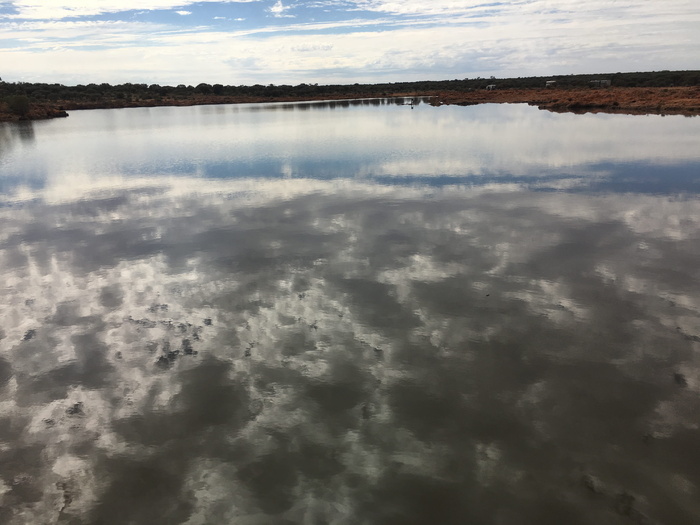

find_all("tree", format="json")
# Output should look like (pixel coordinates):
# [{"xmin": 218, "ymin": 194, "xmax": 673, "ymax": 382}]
[{"xmin": 5, "ymin": 95, "xmax": 30, "ymax": 117}]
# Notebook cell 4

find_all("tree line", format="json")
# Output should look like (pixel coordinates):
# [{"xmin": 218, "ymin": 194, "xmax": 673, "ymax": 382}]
[{"xmin": 2, "ymin": 70, "xmax": 699, "ymax": 117}]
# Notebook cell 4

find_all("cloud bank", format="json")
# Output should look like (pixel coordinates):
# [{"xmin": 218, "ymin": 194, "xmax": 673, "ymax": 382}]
[{"xmin": 0, "ymin": 0, "xmax": 698, "ymax": 84}]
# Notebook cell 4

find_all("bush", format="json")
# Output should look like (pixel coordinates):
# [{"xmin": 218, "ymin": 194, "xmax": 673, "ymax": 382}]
[{"xmin": 4, "ymin": 95, "xmax": 30, "ymax": 117}]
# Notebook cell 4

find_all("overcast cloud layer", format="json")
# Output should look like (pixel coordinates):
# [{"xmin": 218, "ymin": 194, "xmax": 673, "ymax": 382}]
[{"xmin": 1, "ymin": 0, "xmax": 699, "ymax": 85}]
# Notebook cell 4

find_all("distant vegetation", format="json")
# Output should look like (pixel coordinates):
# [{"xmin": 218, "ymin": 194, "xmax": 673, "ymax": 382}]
[
  {"xmin": 3, "ymin": 94, "xmax": 30, "ymax": 117},
  {"xmin": 1, "ymin": 70, "xmax": 699, "ymax": 120}
]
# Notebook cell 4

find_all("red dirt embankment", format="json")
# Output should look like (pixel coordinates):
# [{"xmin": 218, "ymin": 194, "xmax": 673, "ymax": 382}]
[
  {"xmin": 0, "ymin": 103, "xmax": 68, "ymax": 122},
  {"xmin": 0, "ymin": 93, "xmax": 378, "ymax": 122},
  {"xmin": 2, "ymin": 87, "xmax": 700, "ymax": 122},
  {"xmin": 0, "ymin": 93, "xmax": 388, "ymax": 122},
  {"xmin": 433, "ymin": 87, "xmax": 700, "ymax": 115}
]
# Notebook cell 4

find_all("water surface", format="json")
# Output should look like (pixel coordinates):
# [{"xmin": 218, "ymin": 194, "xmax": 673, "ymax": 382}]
[{"xmin": 1, "ymin": 100, "xmax": 700, "ymax": 524}]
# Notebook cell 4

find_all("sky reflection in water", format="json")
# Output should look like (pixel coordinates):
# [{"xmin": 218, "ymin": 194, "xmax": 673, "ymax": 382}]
[{"xmin": 1, "ymin": 101, "xmax": 700, "ymax": 524}]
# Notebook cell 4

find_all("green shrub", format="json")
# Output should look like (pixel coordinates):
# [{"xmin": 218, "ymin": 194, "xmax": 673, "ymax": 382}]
[{"xmin": 5, "ymin": 95, "xmax": 30, "ymax": 117}]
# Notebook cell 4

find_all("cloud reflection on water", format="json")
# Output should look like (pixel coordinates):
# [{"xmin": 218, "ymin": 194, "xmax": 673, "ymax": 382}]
[
  {"xmin": 1, "ymin": 178, "xmax": 700, "ymax": 524},
  {"xmin": 2, "ymin": 103, "xmax": 700, "ymax": 195}
]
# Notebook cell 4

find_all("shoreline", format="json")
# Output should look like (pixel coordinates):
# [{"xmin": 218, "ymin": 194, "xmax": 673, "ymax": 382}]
[
  {"xmin": 2, "ymin": 86, "xmax": 700, "ymax": 122},
  {"xmin": 433, "ymin": 86, "xmax": 700, "ymax": 116}
]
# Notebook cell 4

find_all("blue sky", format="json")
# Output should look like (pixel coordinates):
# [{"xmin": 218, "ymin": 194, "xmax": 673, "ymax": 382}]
[{"xmin": 1, "ymin": 1, "xmax": 699, "ymax": 86}]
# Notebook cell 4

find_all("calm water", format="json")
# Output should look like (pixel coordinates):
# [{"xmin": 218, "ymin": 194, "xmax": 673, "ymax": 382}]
[{"xmin": 1, "ymin": 99, "xmax": 700, "ymax": 524}]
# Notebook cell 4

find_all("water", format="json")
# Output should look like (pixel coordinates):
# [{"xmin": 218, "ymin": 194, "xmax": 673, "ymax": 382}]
[{"xmin": 1, "ymin": 99, "xmax": 700, "ymax": 524}]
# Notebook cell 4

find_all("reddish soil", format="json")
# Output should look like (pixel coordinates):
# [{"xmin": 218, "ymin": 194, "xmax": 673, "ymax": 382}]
[
  {"xmin": 0, "ymin": 93, "xmax": 389, "ymax": 122},
  {"xmin": 52, "ymin": 93, "xmax": 379, "ymax": 111},
  {"xmin": 2, "ymin": 87, "xmax": 700, "ymax": 122},
  {"xmin": 0, "ymin": 102, "xmax": 68, "ymax": 122},
  {"xmin": 433, "ymin": 86, "xmax": 700, "ymax": 116}
]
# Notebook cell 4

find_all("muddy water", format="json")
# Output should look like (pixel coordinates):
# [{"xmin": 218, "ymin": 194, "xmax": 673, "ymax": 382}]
[{"xmin": 1, "ymin": 100, "xmax": 700, "ymax": 524}]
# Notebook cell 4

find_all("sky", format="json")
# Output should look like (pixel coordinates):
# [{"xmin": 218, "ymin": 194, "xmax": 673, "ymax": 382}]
[{"xmin": 0, "ymin": 1, "xmax": 699, "ymax": 88}]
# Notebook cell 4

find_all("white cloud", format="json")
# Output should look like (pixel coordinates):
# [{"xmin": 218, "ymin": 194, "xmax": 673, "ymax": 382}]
[
  {"xmin": 348, "ymin": 0, "xmax": 699, "ymax": 19},
  {"xmin": 1, "ymin": 0, "xmax": 698, "ymax": 84},
  {"xmin": 268, "ymin": 0, "xmax": 295, "ymax": 18},
  {"xmin": 2, "ymin": 10, "xmax": 697, "ymax": 85},
  {"xmin": 175, "ymin": 10, "xmax": 192, "ymax": 16},
  {"xmin": 291, "ymin": 42, "xmax": 334, "ymax": 52},
  {"xmin": 0, "ymin": 20, "xmax": 173, "ymax": 55}
]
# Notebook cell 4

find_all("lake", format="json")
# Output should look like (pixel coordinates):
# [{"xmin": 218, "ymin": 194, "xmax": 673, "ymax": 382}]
[{"xmin": 1, "ymin": 99, "xmax": 700, "ymax": 524}]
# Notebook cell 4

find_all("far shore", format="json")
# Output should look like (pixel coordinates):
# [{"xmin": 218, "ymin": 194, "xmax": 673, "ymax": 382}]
[
  {"xmin": 433, "ymin": 86, "xmax": 700, "ymax": 116},
  {"xmin": 2, "ymin": 86, "xmax": 699, "ymax": 123}
]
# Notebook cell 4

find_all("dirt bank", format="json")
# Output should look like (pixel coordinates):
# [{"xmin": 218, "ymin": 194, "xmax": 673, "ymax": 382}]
[
  {"xmin": 0, "ymin": 103, "xmax": 68, "ymax": 122},
  {"xmin": 433, "ymin": 86, "xmax": 700, "ymax": 115},
  {"xmin": 2, "ymin": 86, "xmax": 700, "ymax": 122},
  {"xmin": 0, "ymin": 93, "xmax": 393, "ymax": 122}
]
